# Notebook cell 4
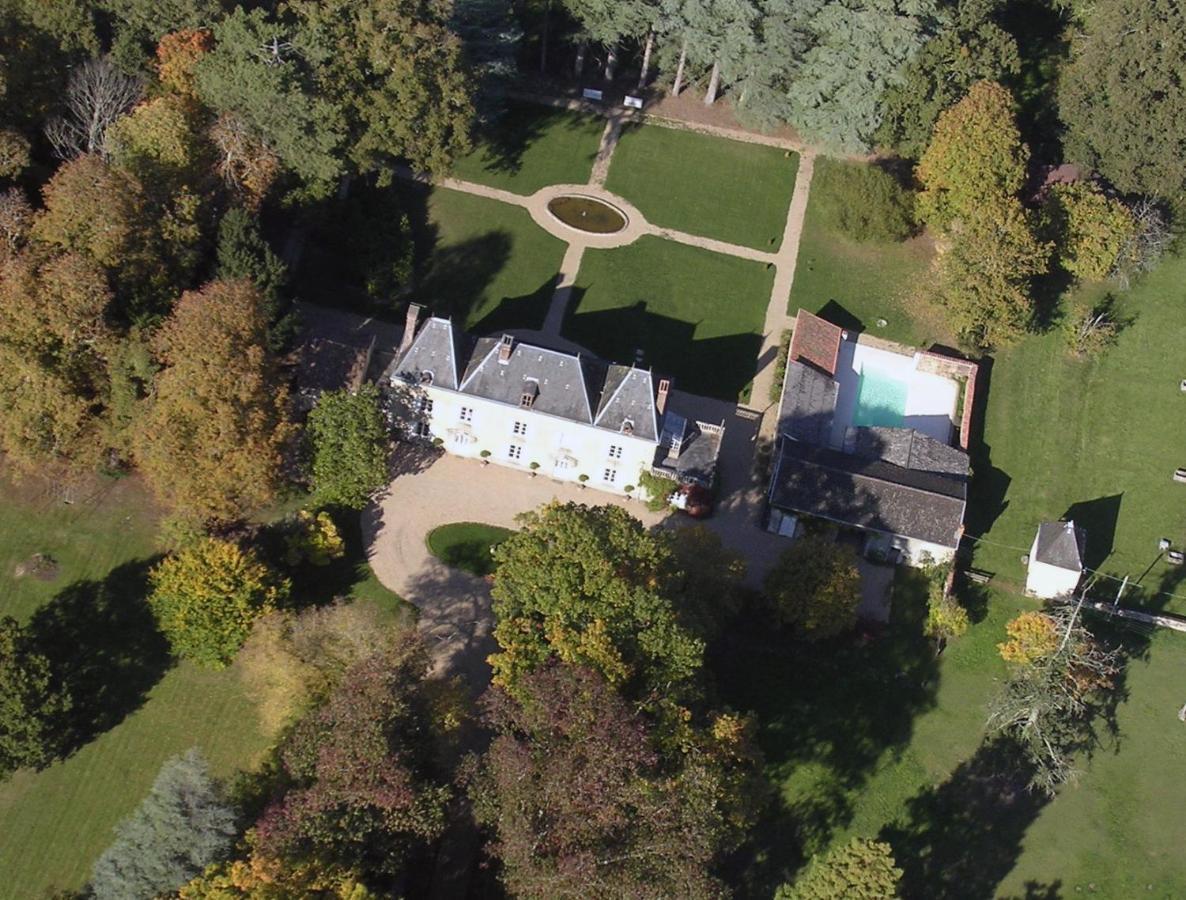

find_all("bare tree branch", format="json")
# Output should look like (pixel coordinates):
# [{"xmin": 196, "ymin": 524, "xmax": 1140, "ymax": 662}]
[{"xmin": 44, "ymin": 57, "xmax": 142, "ymax": 161}]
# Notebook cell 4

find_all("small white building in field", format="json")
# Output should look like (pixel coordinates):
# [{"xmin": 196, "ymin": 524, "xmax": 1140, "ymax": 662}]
[
  {"xmin": 1025, "ymin": 520, "xmax": 1087, "ymax": 599},
  {"xmin": 384, "ymin": 306, "xmax": 722, "ymax": 496}
]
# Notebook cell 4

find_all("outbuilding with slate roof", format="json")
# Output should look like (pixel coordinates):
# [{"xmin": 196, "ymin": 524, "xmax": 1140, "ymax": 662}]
[{"xmin": 1025, "ymin": 520, "xmax": 1087, "ymax": 599}]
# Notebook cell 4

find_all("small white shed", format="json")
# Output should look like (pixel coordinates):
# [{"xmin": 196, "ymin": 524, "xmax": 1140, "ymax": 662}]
[{"xmin": 1025, "ymin": 520, "xmax": 1087, "ymax": 599}]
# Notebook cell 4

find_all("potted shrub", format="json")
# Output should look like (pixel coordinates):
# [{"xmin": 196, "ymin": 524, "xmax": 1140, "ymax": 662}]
[
  {"xmin": 480, "ymin": 449, "xmax": 491, "ymax": 466},
  {"xmin": 578, "ymin": 473, "xmax": 589, "ymax": 489},
  {"xmin": 431, "ymin": 436, "xmax": 444, "ymax": 447},
  {"xmin": 529, "ymin": 461, "xmax": 540, "ymax": 477},
  {"xmin": 624, "ymin": 484, "xmax": 636, "ymax": 500}
]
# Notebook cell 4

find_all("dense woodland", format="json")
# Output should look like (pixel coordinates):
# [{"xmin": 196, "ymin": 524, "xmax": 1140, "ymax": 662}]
[{"xmin": 0, "ymin": 0, "xmax": 1182, "ymax": 896}]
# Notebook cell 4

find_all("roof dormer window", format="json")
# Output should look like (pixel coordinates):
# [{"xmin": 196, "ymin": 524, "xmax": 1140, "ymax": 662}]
[
  {"xmin": 419, "ymin": 371, "xmax": 434, "ymax": 385},
  {"xmin": 621, "ymin": 418, "xmax": 634, "ymax": 435},
  {"xmin": 520, "ymin": 379, "xmax": 539, "ymax": 409}
]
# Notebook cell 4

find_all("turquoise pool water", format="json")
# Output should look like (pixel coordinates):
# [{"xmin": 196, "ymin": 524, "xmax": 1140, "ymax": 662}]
[{"xmin": 853, "ymin": 367, "xmax": 908, "ymax": 427}]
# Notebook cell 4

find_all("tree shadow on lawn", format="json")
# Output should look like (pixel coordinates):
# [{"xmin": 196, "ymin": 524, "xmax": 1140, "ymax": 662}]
[
  {"xmin": 466, "ymin": 102, "xmax": 600, "ymax": 177},
  {"xmin": 28, "ymin": 557, "xmax": 170, "ymax": 757},
  {"xmin": 711, "ymin": 569, "xmax": 941, "ymax": 897},
  {"xmin": 879, "ymin": 738, "xmax": 1051, "ymax": 900},
  {"xmin": 564, "ymin": 295, "xmax": 763, "ymax": 400},
  {"xmin": 963, "ymin": 356, "xmax": 1013, "ymax": 557}
]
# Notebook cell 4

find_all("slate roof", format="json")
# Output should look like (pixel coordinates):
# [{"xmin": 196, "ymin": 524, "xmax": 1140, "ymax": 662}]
[
  {"xmin": 1033, "ymin": 521, "xmax": 1086, "ymax": 571},
  {"xmin": 789, "ymin": 309, "xmax": 843, "ymax": 376},
  {"xmin": 594, "ymin": 364, "xmax": 659, "ymax": 441},
  {"xmin": 769, "ymin": 440, "xmax": 966, "ymax": 547},
  {"xmin": 460, "ymin": 337, "xmax": 593, "ymax": 424},
  {"xmin": 654, "ymin": 413, "xmax": 723, "ymax": 486},
  {"xmin": 390, "ymin": 317, "xmax": 463, "ymax": 389},
  {"xmin": 851, "ymin": 427, "xmax": 969, "ymax": 477},
  {"xmin": 778, "ymin": 359, "xmax": 837, "ymax": 446}
]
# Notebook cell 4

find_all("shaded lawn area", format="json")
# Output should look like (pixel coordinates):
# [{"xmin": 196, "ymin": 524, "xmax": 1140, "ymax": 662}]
[
  {"xmin": 967, "ymin": 254, "xmax": 1186, "ymax": 615},
  {"xmin": 565, "ymin": 236, "xmax": 772, "ymax": 401},
  {"xmin": 717, "ymin": 577, "xmax": 1186, "ymax": 899},
  {"xmin": 605, "ymin": 125, "xmax": 799, "ymax": 251},
  {"xmin": 450, "ymin": 101, "xmax": 606, "ymax": 195},
  {"xmin": 426, "ymin": 522, "xmax": 515, "ymax": 577},
  {"xmin": 0, "ymin": 475, "xmax": 408, "ymax": 897},
  {"xmin": 788, "ymin": 159, "xmax": 937, "ymax": 348},
  {"xmin": 402, "ymin": 184, "xmax": 567, "ymax": 334}
]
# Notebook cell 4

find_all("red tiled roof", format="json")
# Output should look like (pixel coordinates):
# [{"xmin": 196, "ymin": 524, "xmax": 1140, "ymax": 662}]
[{"xmin": 789, "ymin": 309, "xmax": 842, "ymax": 376}]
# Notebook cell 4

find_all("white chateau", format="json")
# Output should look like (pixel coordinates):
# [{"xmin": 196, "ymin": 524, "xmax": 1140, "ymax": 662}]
[{"xmin": 385, "ymin": 306, "xmax": 723, "ymax": 496}]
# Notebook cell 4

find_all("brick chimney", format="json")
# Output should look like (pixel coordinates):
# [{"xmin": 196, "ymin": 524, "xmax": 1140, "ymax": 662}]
[
  {"xmin": 498, "ymin": 333, "xmax": 514, "ymax": 364},
  {"xmin": 398, "ymin": 303, "xmax": 423, "ymax": 358},
  {"xmin": 656, "ymin": 378, "xmax": 671, "ymax": 416}
]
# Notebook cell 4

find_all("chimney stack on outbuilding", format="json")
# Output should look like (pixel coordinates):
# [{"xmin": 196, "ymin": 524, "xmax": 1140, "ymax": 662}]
[
  {"xmin": 398, "ymin": 303, "xmax": 423, "ymax": 358},
  {"xmin": 657, "ymin": 378, "xmax": 670, "ymax": 416}
]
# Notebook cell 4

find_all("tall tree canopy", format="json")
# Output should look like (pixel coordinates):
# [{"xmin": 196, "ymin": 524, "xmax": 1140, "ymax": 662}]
[
  {"xmin": 90, "ymin": 748, "xmax": 237, "ymax": 900},
  {"xmin": 134, "ymin": 279, "xmax": 293, "ymax": 524},
  {"xmin": 776, "ymin": 838, "xmax": 902, "ymax": 899},
  {"xmin": 470, "ymin": 664, "xmax": 740, "ymax": 899},
  {"xmin": 489, "ymin": 502, "xmax": 704, "ymax": 698},
  {"xmin": 0, "ymin": 616, "xmax": 71, "ymax": 777},
  {"xmin": 306, "ymin": 385, "xmax": 390, "ymax": 509},
  {"xmin": 764, "ymin": 535, "xmax": 862, "ymax": 639},
  {"xmin": 1058, "ymin": 0, "xmax": 1186, "ymax": 199}
]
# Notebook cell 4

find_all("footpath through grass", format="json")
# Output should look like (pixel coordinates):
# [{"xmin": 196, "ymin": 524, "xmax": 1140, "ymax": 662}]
[
  {"xmin": 788, "ymin": 159, "xmax": 936, "ymax": 347},
  {"xmin": 968, "ymin": 255, "xmax": 1186, "ymax": 614},
  {"xmin": 565, "ymin": 235, "xmax": 772, "ymax": 401},
  {"xmin": 426, "ymin": 522, "xmax": 514, "ymax": 577},
  {"xmin": 405, "ymin": 185, "xmax": 567, "ymax": 334},
  {"xmin": 605, "ymin": 125, "xmax": 799, "ymax": 251},
  {"xmin": 450, "ymin": 101, "xmax": 605, "ymax": 195},
  {"xmin": 716, "ymin": 575, "xmax": 1186, "ymax": 898}
]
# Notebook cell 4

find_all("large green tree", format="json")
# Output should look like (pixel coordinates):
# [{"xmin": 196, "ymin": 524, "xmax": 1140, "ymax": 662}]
[
  {"xmin": 134, "ymin": 279, "xmax": 293, "ymax": 524},
  {"xmin": 0, "ymin": 616, "xmax": 71, "ymax": 777},
  {"xmin": 489, "ymin": 502, "xmax": 704, "ymax": 698},
  {"xmin": 90, "ymin": 748, "xmax": 237, "ymax": 900},
  {"xmin": 1058, "ymin": 0, "xmax": 1186, "ymax": 199},
  {"xmin": 764, "ymin": 535, "xmax": 862, "ymax": 639},
  {"xmin": 306, "ymin": 384, "xmax": 390, "ymax": 509},
  {"xmin": 776, "ymin": 838, "xmax": 902, "ymax": 899}
]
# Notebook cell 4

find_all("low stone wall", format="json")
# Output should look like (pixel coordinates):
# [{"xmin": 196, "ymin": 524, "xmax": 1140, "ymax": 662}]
[{"xmin": 917, "ymin": 351, "xmax": 979, "ymax": 451}]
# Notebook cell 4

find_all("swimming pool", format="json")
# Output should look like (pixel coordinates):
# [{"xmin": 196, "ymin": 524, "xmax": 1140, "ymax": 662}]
[{"xmin": 852, "ymin": 366, "xmax": 908, "ymax": 428}]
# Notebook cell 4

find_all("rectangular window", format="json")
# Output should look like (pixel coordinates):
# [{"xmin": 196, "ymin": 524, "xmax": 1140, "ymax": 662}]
[
  {"xmin": 603, "ymin": 468, "xmax": 617, "ymax": 483},
  {"xmin": 513, "ymin": 421, "xmax": 527, "ymax": 436},
  {"xmin": 608, "ymin": 445, "xmax": 623, "ymax": 459},
  {"xmin": 417, "ymin": 396, "xmax": 433, "ymax": 415},
  {"xmin": 413, "ymin": 422, "xmax": 431, "ymax": 438},
  {"xmin": 459, "ymin": 406, "xmax": 473, "ymax": 422},
  {"xmin": 507, "ymin": 444, "xmax": 522, "ymax": 460}
]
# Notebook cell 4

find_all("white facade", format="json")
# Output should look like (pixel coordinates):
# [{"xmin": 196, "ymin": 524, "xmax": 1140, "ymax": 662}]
[
  {"xmin": 1025, "ymin": 534, "xmax": 1083, "ymax": 599},
  {"xmin": 410, "ymin": 381, "xmax": 657, "ymax": 494}
]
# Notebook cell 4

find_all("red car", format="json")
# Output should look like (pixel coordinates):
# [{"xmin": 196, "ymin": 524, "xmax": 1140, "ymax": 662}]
[{"xmin": 671, "ymin": 484, "xmax": 713, "ymax": 519}]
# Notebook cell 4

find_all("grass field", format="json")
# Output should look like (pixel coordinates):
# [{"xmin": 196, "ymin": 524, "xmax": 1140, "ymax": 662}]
[
  {"xmin": 406, "ymin": 186, "xmax": 568, "ymax": 334},
  {"xmin": 565, "ymin": 236, "xmax": 772, "ymax": 401},
  {"xmin": 788, "ymin": 159, "xmax": 937, "ymax": 347},
  {"xmin": 716, "ymin": 576, "xmax": 1186, "ymax": 898},
  {"xmin": 605, "ymin": 125, "xmax": 799, "ymax": 251},
  {"xmin": 426, "ymin": 522, "xmax": 514, "ymax": 577},
  {"xmin": 967, "ymin": 254, "xmax": 1186, "ymax": 615},
  {"xmin": 0, "ymin": 474, "xmax": 407, "ymax": 897},
  {"xmin": 450, "ymin": 101, "xmax": 606, "ymax": 195}
]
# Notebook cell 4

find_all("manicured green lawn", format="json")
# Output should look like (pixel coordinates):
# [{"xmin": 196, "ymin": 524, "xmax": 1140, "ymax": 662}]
[
  {"xmin": 565, "ymin": 236, "xmax": 772, "ymax": 401},
  {"xmin": 788, "ymin": 159, "xmax": 937, "ymax": 347},
  {"xmin": 426, "ymin": 522, "xmax": 515, "ymax": 577},
  {"xmin": 405, "ymin": 185, "xmax": 567, "ymax": 334},
  {"xmin": 967, "ymin": 254, "xmax": 1186, "ymax": 615},
  {"xmin": 450, "ymin": 101, "xmax": 606, "ymax": 195},
  {"xmin": 0, "ymin": 474, "xmax": 408, "ymax": 897},
  {"xmin": 605, "ymin": 125, "xmax": 799, "ymax": 250},
  {"xmin": 716, "ymin": 576, "xmax": 1186, "ymax": 898}
]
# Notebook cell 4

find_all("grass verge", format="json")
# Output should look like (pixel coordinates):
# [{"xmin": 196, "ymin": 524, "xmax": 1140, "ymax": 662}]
[
  {"xmin": 565, "ymin": 235, "xmax": 772, "ymax": 401},
  {"xmin": 605, "ymin": 125, "xmax": 799, "ymax": 251}
]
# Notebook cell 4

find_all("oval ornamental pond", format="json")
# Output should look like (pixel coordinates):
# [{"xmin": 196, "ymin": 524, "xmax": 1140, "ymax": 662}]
[{"xmin": 546, "ymin": 195, "xmax": 628, "ymax": 234}]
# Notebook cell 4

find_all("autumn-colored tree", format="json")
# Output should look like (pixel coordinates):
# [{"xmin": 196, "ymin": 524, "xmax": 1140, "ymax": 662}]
[
  {"xmin": 156, "ymin": 28, "xmax": 214, "ymax": 97},
  {"xmin": 470, "ymin": 664, "xmax": 740, "ymax": 899},
  {"xmin": 107, "ymin": 95, "xmax": 211, "ymax": 194},
  {"xmin": 776, "ymin": 838, "xmax": 902, "ymax": 899},
  {"xmin": 0, "ymin": 128, "xmax": 30, "ymax": 178},
  {"xmin": 0, "ymin": 187, "xmax": 33, "ymax": 256},
  {"xmin": 764, "ymin": 536, "xmax": 862, "ymax": 639},
  {"xmin": 149, "ymin": 538, "xmax": 290, "ymax": 668},
  {"xmin": 1044, "ymin": 182, "xmax": 1136, "ymax": 282},
  {"xmin": 0, "ymin": 248, "xmax": 114, "ymax": 469},
  {"xmin": 180, "ymin": 842, "xmax": 376, "ymax": 899},
  {"xmin": 934, "ymin": 198, "xmax": 1051, "ymax": 348},
  {"xmin": 489, "ymin": 502, "xmax": 704, "ymax": 698},
  {"xmin": 916, "ymin": 81, "xmax": 1028, "ymax": 228},
  {"xmin": 253, "ymin": 636, "xmax": 450, "ymax": 878},
  {"xmin": 135, "ymin": 279, "xmax": 294, "ymax": 524},
  {"xmin": 997, "ymin": 610, "xmax": 1060, "ymax": 666},
  {"xmin": 209, "ymin": 113, "xmax": 281, "ymax": 210}
]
